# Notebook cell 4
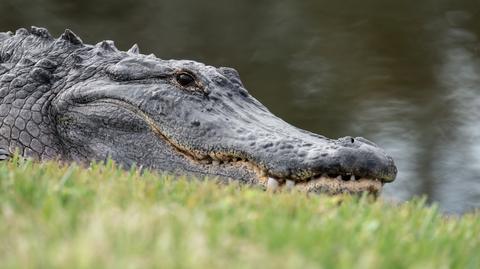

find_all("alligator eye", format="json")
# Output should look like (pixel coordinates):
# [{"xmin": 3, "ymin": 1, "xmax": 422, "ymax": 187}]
[{"xmin": 176, "ymin": 72, "xmax": 195, "ymax": 87}]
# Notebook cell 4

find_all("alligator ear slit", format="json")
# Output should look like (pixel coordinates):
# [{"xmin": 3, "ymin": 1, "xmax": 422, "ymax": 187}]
[
  {"xmin": 60, "ymin": 29, "xmax": 83, "ymax": 45},
  {"xmin": 128, "ymin": 43, "xmax": 140, "ymax": 54}
]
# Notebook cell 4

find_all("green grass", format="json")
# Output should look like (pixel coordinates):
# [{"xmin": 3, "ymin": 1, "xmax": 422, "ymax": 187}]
[{"xmin": 0, "ymin": 157, "xmax": 479, "ymax": 269}]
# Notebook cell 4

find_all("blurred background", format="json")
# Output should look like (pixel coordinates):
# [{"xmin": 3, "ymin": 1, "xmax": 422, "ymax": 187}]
[{"xmin": 1, "ymin": 0, "xmax": 479, "ymax": 213}]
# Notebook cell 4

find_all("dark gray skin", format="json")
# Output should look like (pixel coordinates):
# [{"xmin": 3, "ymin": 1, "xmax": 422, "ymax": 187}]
[{"xmin": 0, "ymin": 27, "xmax": 397, "ymax": 193}]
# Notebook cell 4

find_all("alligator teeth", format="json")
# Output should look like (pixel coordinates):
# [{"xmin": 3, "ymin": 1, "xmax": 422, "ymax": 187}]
[
  {"xmin": 350, "ymin": 175, "xmax": 356, "ymax": 181},
  {"xmin": 267, "ymin": 177, "xmax": 279, "ymax": 191},
  {"xmin": 212, "ymin": 160, "xmax": 220, "ymax": 166},
  {"xmin": 285, "ymin": 179, "xmax": 295, "ymax": 190},
  {"xmin": 336, "ymin": 175, "xmax": 342, "ymax": 180}
]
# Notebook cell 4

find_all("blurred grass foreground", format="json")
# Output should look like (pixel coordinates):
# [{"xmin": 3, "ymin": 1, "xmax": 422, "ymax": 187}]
[{"xmin": 0, "ymin": 157, "xmax": 479, "ymax": 269}]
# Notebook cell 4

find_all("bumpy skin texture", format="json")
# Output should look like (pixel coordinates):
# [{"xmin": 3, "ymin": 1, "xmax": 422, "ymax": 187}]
[{"xmin": 0, "ymin": 27, "xmax": 397, "ymax": 191}]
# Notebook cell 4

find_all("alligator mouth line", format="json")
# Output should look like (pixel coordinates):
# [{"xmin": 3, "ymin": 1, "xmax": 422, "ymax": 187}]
[
  {"xmin": 192, "ymin": 158, "xmax": 384, "ymax": 195},
  {"xmin": 92, "ymin": 98, "xmax": 385, "ymax": 195}
]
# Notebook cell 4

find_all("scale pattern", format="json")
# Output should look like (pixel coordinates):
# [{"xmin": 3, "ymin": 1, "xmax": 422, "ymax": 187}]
[{"xmin": 0, "ymin": 27, "xmax": 120, "ymax": 159}]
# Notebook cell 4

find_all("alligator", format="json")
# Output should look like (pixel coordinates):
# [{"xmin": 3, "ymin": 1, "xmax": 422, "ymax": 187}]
[{"xmin": 0, "ymin": 26, "xmax": 397, "ymax": 194}]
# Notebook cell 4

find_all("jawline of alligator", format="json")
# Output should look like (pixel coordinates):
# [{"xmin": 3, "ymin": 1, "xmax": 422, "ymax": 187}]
[{"xmin": 92, "ymin": 98, "xmax": 384, "ymax": 193}]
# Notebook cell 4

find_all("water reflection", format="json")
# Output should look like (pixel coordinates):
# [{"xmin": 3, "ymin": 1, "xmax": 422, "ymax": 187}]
[
  {"xmin": 433, "ymin": 20, "xmax": 480, "ymax": 212},
  {"xmin": 0, "ymin": 0, "xmax": 479, "ymax": 212}
]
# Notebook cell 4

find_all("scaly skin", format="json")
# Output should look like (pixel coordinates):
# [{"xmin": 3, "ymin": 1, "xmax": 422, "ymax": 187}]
[{"xmin": 0, "ymin": 27, "xmax": 397, "ymax": 194}]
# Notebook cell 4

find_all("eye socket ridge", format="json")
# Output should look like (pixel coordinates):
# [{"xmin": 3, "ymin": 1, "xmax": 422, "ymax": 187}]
[{"xmin": 175, "ymin": 71, "xmax": 197, "ymax": 87}]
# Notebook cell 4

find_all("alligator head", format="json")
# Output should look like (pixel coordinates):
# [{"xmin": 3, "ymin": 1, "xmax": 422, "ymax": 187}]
[
  {"xmin": 49, "ymin": 40, "xmax": 396, "ymax": 194},
  {"xmin": 2, "ymin": 28, "xmax": 397, "ymax": 194}
]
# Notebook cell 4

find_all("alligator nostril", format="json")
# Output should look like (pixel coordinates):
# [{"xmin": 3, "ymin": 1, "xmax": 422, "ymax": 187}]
[{"xmin": 350, "ymin": 137, "xmax": 355, "ymax": 143}]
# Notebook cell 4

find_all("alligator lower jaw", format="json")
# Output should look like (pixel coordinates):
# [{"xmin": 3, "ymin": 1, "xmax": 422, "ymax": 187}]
[{"xmin": 259, "ymin": 175, "xmax": 383, "ymax": 196}]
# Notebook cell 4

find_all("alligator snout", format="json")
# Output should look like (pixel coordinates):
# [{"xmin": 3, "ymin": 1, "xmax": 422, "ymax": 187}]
[
  {"xmin": 241, "ymin": 129, "xmax": 397, "ymax": 193},
  {"xmin": 244, "ymin": 131, "xmax": 397, "ymax": 179}
]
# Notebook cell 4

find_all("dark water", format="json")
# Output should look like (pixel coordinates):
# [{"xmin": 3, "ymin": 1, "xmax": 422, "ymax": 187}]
[{"xmin": 1, "ymin": 0, "xmax": 479, "ymax": 213}]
